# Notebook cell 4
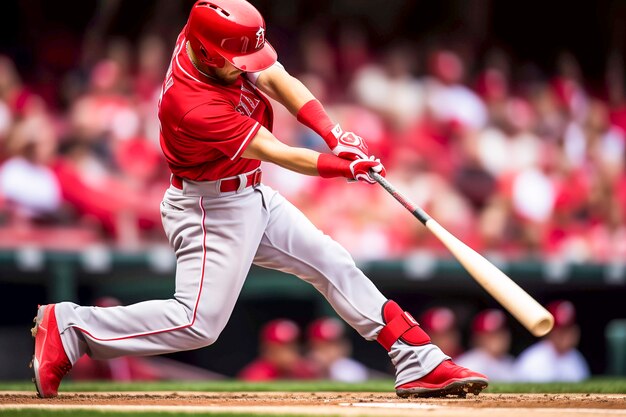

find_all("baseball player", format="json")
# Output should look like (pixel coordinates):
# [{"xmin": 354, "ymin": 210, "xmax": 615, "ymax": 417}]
[
  {"xmin": 455, "ymin": 309, "xmax": 516, "ymax": 381},
  {"xmin": 419, "ymin": 306, "xmax": 464, "ymax": 359},
  {"xmin": 31, "ymin": 0, "xmax": 488, "ymax": 398},
  {"xmin": 306, "ymin": 317, "xmax": 373, "ymax": 383},
  {"xmin": 513, "ymin": 300, "xmax": 590, "ymax": 382},
  {"xmin": 238, "ymin": 319, "xmax": 318, "ymax": 381}
]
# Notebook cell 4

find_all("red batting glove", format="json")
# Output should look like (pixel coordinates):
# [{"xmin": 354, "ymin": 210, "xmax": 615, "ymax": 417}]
[
  {"xmin": 317, "ymin": 154, "xmax": 386, "ymax": 184},
  {"xmin": 297, "ymin": 99, "xmax": 370, "ymax": 160},
  {"xmin": 325, "ymin": 125, "xmax": 369, "ymax": 161}
]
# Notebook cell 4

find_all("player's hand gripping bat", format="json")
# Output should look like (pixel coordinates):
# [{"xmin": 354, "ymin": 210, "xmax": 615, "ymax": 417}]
[{"xmin": 370, "ymin": 171, "xmax": 554, "ymax": 337}]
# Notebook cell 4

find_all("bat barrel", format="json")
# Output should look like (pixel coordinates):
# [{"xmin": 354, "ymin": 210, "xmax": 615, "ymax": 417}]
[
  {"xmin": 533, "ymin": 316, "xmax": 555, "ymax": 337},
  {"xmin": 426, "ymin": 219, "xmax": 555, "ymax": 337},
  {"xmin": 371, "ymin": 171, "xmax": 555, "ymax": 337}
]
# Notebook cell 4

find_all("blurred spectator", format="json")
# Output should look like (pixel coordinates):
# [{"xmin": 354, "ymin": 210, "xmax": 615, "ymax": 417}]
[
  {"xmin": 49, "ymin": 56, "xmax": 166, "ymax": 243},
  {"xmin": 53, "ymin": 139, "xmax": 163, "ymax": 244},
  {"xmin": 475, "ymin": 49, "xmax": 511, "ymax": 128},
  {"xmin": 456, "ymin": 309, "xmax": 516, "ymax": 381},
  {"xmin": 552, "ymin": 52, "xmax": 589, "ymax": 123},
  {"xmin": 74, "ymin": 58, "xmax": 140, "ymax": 145},
  {"xmin": 238, "ymin": 319, "xmax": 318, "ymax": 381},
  {"xmin": 336, "ymin": 24, "xmax": 372, "ymax": 87},
  {"xmin": 312, "ymin": 179, "xmax": 401, "ymax": 260},
  {"xmin": 0, "ymin": 115, "xmax": 62, "ymax": 221},
  {"xmin": 298, "ymin": 29, "xmax": 340, "ymax": 99},
  {"xmin": 71, "ymin": 297, "xmax": 223, "ymax": 381},
  {"xmin": 606, "ymin": 51, "xmax": 626, "ymax": 134},
  {"xmin": 135, "ymin": 35, "xmax": 168, "ymax": 148},
  {"xmin": 305, "ymin": 317, "xmax": 373, "ymax": 382},
  {"xmin": 351, "ymin": 43, "xmax": 425, "ymax": 131},
  {"xmin": 514, "ymin": 300, "xmax": 590, "ymax": 382},
  {"xmin": 419, "ymin": 306, "xmax": 463, "ymax": 359},
  {"xmin": 424, "ymin": 49, "xmax": 488, "ymax": 131},
  {"xmin": 0, "ymin": 55, "xmax": 46, "ymax": 120}
]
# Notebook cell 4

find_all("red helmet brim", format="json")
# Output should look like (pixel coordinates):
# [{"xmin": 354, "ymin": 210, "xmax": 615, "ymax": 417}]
[{"xmin": 222, "ymin": 41, "xmax": 277, "ymax": 72}]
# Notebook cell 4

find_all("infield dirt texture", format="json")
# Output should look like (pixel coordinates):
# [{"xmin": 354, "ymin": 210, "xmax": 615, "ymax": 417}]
[{"xmin": 2, "ymin": 391, "xmax": 626, "ymax": 417}]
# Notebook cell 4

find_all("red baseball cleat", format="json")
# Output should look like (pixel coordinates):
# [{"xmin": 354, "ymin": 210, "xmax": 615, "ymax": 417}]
[
  {"xmin": 30, "ymin": 305, "xmax": 72, "ymax": 398},
  {"xmin": 396, "ymin": 359, "xmax": 488, "ymax": 398}
]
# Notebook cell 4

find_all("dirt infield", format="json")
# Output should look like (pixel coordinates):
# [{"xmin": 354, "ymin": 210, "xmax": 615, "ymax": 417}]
[{"xmin": 2, "ymin": 391, "xmax": 626, "ymax": 416}]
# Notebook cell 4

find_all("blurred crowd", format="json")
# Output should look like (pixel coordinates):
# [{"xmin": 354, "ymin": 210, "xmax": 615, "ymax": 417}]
[
  {"xmin": 426, "ymin": 300, "xmax": 589, "ymax": 382},
  {"xmin": 1, "ymin": 26, "xmax": 626, "ymax": 262},
  {"xmin": 237, "ymin": 316, "xmax": 384, "ymax": 382},
  {"xmin": 240, "ymin": 299, "xmax": 590, "ymax": 383},
  {"xmin": 0, "ymin": 37, "xmax": 170, "ymax": 250}
]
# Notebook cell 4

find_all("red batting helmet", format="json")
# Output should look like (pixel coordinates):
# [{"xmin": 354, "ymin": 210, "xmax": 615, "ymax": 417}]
[
  {"xmin": 419, "ymin": 307, "xmax": 457, "ymax": 333},
  {"xmin": 546, "ymin": 300, "xmax": 577, "ymax": 329},
  {"xmin": 185, "ymin": 0, "xmax": 277, "ymax": 72},
  {"xmin": 307, "ymin": 317, "xmax": 345, "ymax": 342},
  {"xmin": 471, "ymin": 309, "xmax": 507, "ymax": 334},
  {"xmin": 260, "ymin": 319, "xmax": 300, "ymax": 344}
]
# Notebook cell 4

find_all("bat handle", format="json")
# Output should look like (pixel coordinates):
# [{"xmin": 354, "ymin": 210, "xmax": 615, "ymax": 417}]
[
  {"xmin": 370, "ymin": 170, "xmax": 431, "ymax": 225},
  {"xmin": 369, "ymin": 170, "xmax": 385, "ymax": 185}
]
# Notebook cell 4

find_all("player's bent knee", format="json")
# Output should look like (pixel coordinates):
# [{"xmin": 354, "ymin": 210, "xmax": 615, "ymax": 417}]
[
  {"xmin": 198, "ymin": 334, "xmax": 219, "ymax": 348},
  {"xmin": 187, "ymin": 319, "xmax": 226, "ymax": 348},
  {"xmin": 186, "ymin": 328, "xmax": 219, "ymax": 349},
  {"xmin": 170, "ymin": 300, "xmax": 226, "ymax": 348}
]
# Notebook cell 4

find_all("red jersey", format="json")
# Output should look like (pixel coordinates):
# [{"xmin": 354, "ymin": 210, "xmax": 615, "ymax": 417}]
[{"xmin": 158, "ymin": 28, "xmax": 273, "ymax": 181}]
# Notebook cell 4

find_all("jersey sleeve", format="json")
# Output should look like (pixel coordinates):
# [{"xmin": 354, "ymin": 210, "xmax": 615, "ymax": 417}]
[
  {"xmin": 178, "ymin": 101, "xmax": 262, "ymax": 160},
  {"xmin": 244, "ymin": 61, "xmax": 285, "ymax": 85}
]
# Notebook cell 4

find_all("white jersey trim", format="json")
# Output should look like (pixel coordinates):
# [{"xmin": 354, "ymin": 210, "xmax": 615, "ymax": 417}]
[{"xmin": 231, "ymin": 121, "xmax": 260, "ymax": 160}]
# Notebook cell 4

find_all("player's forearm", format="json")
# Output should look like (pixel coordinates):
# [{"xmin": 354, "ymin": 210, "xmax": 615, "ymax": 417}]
[
  {"xmin": 251, "ymin": 144, "xmax": 361, "ymax": 180},
  {"xmin": 243, "ymin": 126, "xmax": 371, "ymax": 180},
  {"xmin": 254, "ymin": 65, "xmax": 315, "ymax": 115},
  {"xmin": 272, "ymin": 151, "xmax": 375, "ymax": 181},
  {"xmin": 242, "ymin": 127, "xmax": 319, "ymax": 176},
  {"xmin": 255, "ymin": 65, "xmax": 353, "ymax": 156},
  {"xmin": 267, "ymin": 147, "xmax": 321, "ymax": 176}
]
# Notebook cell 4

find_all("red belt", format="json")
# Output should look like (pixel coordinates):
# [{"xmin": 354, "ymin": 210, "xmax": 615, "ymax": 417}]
[{"xmin": 171, "ymin": 169, "xmax": 262, "ymax": 192}]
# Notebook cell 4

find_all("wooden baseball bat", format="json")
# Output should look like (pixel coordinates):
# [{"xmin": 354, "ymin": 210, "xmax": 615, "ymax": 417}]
[{"xmin": 371, "ymin": 171, "xmax": 554, "ymax": 337}]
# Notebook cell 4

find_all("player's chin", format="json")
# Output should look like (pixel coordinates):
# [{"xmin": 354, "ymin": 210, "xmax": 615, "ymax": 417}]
[{"xmin": 220, "ymin": 74, "xmax": 241, "ymax": 85}]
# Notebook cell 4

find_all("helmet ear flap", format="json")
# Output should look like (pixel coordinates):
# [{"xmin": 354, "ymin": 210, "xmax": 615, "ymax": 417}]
[{"xmin": 199, "ymin": 45, "xmax": 225, "ymax": 68}]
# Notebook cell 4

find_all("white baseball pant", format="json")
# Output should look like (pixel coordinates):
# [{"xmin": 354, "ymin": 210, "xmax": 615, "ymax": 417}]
[{"xmin": 55, "ymin": 179, "xmax": 447, "ymax": 385}]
